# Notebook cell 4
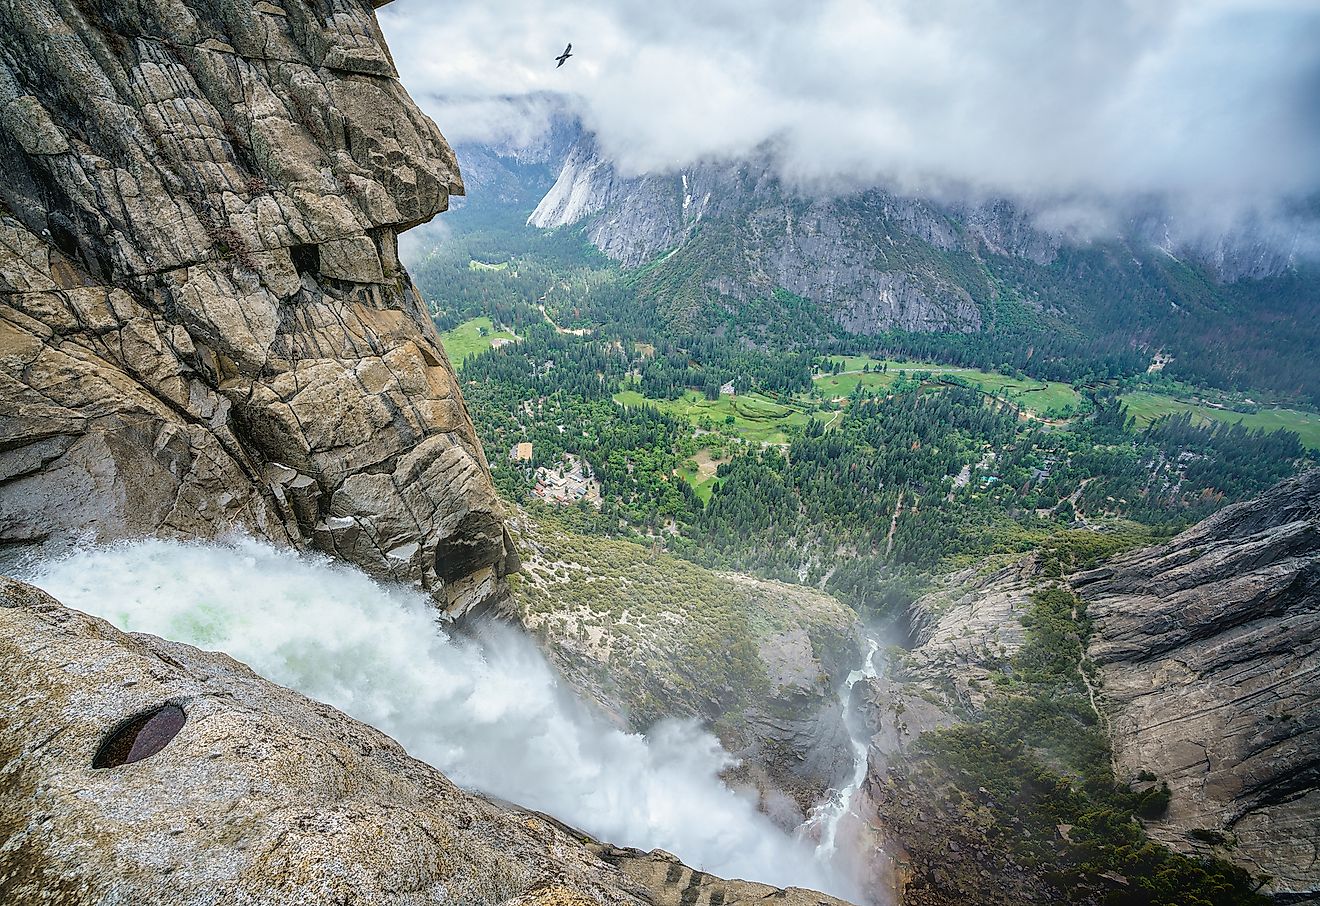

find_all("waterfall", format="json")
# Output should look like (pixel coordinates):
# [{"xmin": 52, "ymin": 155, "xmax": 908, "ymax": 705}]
[
  {"xmin": 24, "ymin": 536, "xmax": 859, "ymax": 902},
  {"xmin": 806, "ymin": 636, "xmax": 881, "ymax": 859}
]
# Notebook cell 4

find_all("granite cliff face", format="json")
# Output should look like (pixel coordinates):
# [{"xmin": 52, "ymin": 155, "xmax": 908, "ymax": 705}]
[
  {"xmin": 529, "ymin": 139, "xmax": 986, "ymax": 335},
  {"xmin": 1074, "ymin": 469, "xmax": 1320, "ymax": 901},
  {"xmin": 527, "ymin": 136, "xmax": 1313, "ymax": 341},
  {"xmin": 0, "ymin": 576, "xmax": 856, "ymax": 906},
  {"xmin": 0, "ymin": 0, "xmax": 514, "ymax": 615},
  {"xmin": 840, "ymin": 471, "xmax": 1319, "ymax": 904},
  {"xmin": 447, "ymin": 97, "xmax": 582, "ymax": 216}
]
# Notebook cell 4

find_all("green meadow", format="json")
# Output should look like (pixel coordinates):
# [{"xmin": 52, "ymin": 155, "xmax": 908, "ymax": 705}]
[
  {"xmin": 615, "ymin": 389, "xmax": 812, "ymax": 445},
  {"xmin": 440, "ymin": 317, "xmax": 517, "ymax": 369},
  {"xmin": 817, "ymin": 356, "xmax": 1082, "ymax": 418},
  {"xmin": 1121, "ymin": 390, "xmax": 1320, "ymax": 450}
]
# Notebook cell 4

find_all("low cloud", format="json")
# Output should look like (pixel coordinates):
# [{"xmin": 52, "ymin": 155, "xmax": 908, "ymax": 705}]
[{"xmin": 378, "ymin": 0, "xmax": 1320, "ymax": 229}]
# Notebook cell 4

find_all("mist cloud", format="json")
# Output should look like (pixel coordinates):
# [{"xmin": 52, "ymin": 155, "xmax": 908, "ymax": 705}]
[{"xmin": 378, "ymin": 0, "xmax": 1320, "ymax": 226}]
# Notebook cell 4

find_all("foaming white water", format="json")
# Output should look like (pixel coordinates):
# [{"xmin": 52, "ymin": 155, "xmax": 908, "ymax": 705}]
[
  {"xmin": 26, "ymin": 537, "xmax": 851, "ymax": 898},
  {"xmin": 804, "ymin": 637, "xmax": 881, "ymax": 859}
]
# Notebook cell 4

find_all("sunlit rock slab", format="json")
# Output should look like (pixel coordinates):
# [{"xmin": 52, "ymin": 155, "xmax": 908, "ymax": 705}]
[{"xmin": 1074, "ymin": 468, "xmax": 1320, "ymax": 901}]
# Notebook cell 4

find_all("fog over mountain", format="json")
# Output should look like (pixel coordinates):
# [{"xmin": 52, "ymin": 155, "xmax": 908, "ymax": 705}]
[
  {"xmin": 3, "ymin": 1, "xmax": 1319, "ymax": 904},
  {"xmin": 379, "ymin": 0, "xmax": 1320, "ymax": 238}
]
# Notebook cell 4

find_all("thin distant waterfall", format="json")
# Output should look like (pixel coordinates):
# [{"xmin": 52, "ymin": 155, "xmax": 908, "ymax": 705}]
[{"xmin": 802, "ymin": 637, "xmax": 881, "ymax": 859}]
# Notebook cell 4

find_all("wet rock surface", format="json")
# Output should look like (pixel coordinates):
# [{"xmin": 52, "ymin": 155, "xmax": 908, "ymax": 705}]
[
  {"xmin": 0, "ymin": 576, "xmax": 858, "ymax": 906},
  {"xmin": 732, "ymin": 614, "xmax": 859, "ymax": 823},
  {"xmin": 91, "ymin": 703, "xmax": 187, "ymax": 769},
  {"xmin": 0, "ymin": 0, "xmax": 512, "ymax": 616},
  {"xmin": 595, "ymin": 846, "xmax": 855, "ymax": 906}
]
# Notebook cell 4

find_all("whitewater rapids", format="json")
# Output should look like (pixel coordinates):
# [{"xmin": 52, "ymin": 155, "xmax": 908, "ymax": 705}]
[{"xmin": 24, "ymin": 537, "xmax": 856, "ymax": 900}]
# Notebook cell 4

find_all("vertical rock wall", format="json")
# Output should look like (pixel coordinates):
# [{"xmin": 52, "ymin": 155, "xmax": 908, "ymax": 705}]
[
  {"xmin": 0, "ymin": 0, "xmax": 515, "ymax": 615},
  {"xmin": 1074, "ymin": 469, "xmax": 1320, "ymax": 901}
]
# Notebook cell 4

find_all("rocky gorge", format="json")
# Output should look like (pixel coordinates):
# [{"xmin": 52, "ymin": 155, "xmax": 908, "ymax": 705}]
[
  {"xmin": 841, "ymin": 470, "xmax": 1319, "ymax": 905},
  {"xmin": 509, "ymin": 514, "xmax": 864, "ymax": 823},
  {"xmin": 1, "ymin": 0, "xmax": 1317, "ymax": 904}
]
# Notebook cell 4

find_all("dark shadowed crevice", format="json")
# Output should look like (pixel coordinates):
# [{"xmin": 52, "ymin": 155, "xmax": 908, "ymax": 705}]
[
  {"xmin": 92, "ymin": 703, "xmax": 186, "ymax": 768},
  {"xmin": 290, "ymin": 243, "xmax": 320, "ymax": 278},
  {"xmin": 433, "ymin": 511, "xmax": 504, "ymax": 585}
]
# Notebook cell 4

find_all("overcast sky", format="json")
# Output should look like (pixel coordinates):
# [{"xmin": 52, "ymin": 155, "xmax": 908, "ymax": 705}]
[{"xmin": 378, "ymin": 0, "xmax": 1320, "ymax": 226}]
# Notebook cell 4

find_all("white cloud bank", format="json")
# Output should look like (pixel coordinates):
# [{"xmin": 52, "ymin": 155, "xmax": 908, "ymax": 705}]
[{"xmin": 378, "ymin": 0, "xmax": 1320, "ymax": 225}]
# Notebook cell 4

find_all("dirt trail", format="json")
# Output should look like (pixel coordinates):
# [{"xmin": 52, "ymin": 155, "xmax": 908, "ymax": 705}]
[{"xmin": 1073, "ymin": 598, "xmax": 1116, "ymax": 776}]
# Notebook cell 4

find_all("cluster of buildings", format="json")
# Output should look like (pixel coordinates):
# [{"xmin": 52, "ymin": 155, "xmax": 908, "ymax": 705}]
[{"xmin": 508, "ymin": 444, "xmax": 602, "ymax": 507}]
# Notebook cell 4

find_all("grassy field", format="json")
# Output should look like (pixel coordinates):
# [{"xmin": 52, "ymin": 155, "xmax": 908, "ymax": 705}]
[
  {"xmin": 676, "ymin": 465, "xmax": 719, "ymax": 503},
  {"xmin": 1121, "ymin": 390, "xmax": 1320, "ymax": 450},
  {"xmin": 615, "ymin": 389, "xmax": 812, "ymax": 445},
  {"xmin": 440, "ymin": 317, "xmax": 517, "ymax": 369},
  {"xmin": 676, "ymin": 449, "xmax": 722, "ymax": 503},
  {"xmin": 812, "ymin": 367, "xmax": 897, "ymax": 399},
  {"xmin": 817, "ymin": 356, "xmax": 1082, "ymax": 418}
]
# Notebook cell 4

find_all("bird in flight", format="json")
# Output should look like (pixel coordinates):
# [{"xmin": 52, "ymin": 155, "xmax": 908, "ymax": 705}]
[{"xmin": 555, "ymin": 43, "xmax": 573, "ymax": 68}]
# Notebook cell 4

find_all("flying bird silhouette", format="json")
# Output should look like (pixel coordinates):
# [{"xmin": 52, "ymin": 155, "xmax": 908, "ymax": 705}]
[{"xmin": 555, "ymin": 43, "xmax": 573, "ymax": 68}]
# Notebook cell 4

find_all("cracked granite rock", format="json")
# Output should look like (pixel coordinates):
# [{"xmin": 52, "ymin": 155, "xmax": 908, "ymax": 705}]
[
  {"xmin": 1073, "ymin": 468, "xmax": 1320, "ymax": 901},
  {"xmin": 0, "ymin": 0, "xmax": 515, "ymax": 616},
  {"xmin": 832, "ymin": 471, "xmax": 1318, "ymax": 904},
  {"xmin": 896, "ymin": 556, "xmax": 1040, "ymax": 712},
  {"xmin": 0, "ymin": 576, "xmax": 859, "ymax": 906}
]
